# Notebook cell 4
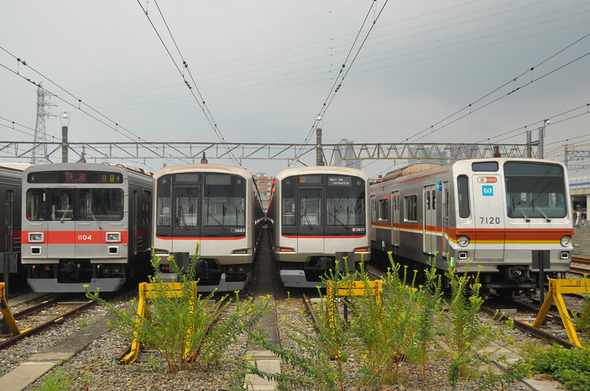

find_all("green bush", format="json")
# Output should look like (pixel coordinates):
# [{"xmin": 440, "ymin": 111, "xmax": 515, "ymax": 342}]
[{"xmin": 525, "ymin": 345, "xmax": 590, "ymax": 391}]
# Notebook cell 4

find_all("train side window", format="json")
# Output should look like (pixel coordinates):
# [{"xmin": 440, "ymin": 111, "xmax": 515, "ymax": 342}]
[
  {"xmin": 445, "ymin": 189, "xmax": 449, "ymax": 217},
  {"xmin": 26, "ymin": 189, "xmax": 46, "ymax": 221},
  {"xmin": 404, "ymin": 195, "xmax": 417, "ymax": 222},
  {"xmin": 457, "ymin": 175, "xmax": 470, "ymax": 218},
  {"xmin": 379, "ymin": 199, "xmax": 389, "ymax": 221},
  {"xmin": 433, "ymin": 191, "xmax": 436, "ymax": 210},
  {"xmin": 426, "ymin": 191, "xmax": 430, "ymax": 210}
]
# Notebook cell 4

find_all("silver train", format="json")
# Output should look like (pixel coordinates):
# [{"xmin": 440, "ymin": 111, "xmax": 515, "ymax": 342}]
[
  {"xmin": 268, "ymin": 166, "xmax": 371, "ymax": 288},
  {"xmin": 21, "ymin": 163, "xmax": 153, "ymax": 292},
  {"xmin": 370, "ymin": 158, "xmax": 574, "ymax": 296},
  {"xmin": 152, "ymin": 164, "xmax": 264, "ymax": 292},
  {"xmin": 0, "ymin": 164, "xmax": 31, "ymax": 288}
]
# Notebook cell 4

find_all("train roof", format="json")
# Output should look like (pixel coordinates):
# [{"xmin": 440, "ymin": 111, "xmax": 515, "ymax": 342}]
[
  {"xmin": 0, "ymin": 163, "xmax": 33, "ymax": 172},
  {"xmin": 153, "ymin": 163, "xmax": 253, "ymax": 179},
  {"xmin": 372, "ymin": 157, "xmax": 566, "ymax": 186},
  {"xmin": 274, "ymin": 165, "xmax": 369, "ymax": 181},
  {"xmin": 23, "ymin": 162, "xmax": 153, "ymax": 177}
]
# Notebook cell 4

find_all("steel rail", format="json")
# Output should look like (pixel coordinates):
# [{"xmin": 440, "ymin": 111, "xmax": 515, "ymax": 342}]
[{"xmin": 0, "ymin": 300, "xmax": 96, "ymax": 350}]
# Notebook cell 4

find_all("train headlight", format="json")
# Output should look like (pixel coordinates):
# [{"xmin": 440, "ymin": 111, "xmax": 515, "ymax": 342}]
[
  {"xmin": 560, "ymin": 236, "xmax": 571, "ymax": 247},
  {"xmin": 106, "ymin": 232, "xmax": 121, "ymax": 242},
  {"xmin": 28, "ymin": 232, "xmax": 44, "ymax": 243},
  {"xmin": 457, "ymin": 236, "xmax": 470, "ymax": 247}
]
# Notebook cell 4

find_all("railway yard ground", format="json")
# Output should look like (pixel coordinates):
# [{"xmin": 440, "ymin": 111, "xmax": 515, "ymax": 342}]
[{"xmin": 1, "ymin": 231, "xmax": 589, "ymax": 390}]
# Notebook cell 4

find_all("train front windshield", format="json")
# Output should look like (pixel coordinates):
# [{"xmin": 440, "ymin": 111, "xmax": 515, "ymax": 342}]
[
  {"xmin": 281, "ymin": 174, "xmax": 365, "ymax": 230},
  {"xmin": 156, "ymin": 173, "xmax": 246, "ymax": 237},
  {"xmin": 504, "ymin": 162, "xmax": 567, "ymax": 219},
  {"xmin": 26, "ymin": 188, "xmax": 124, "ymax": 221}
]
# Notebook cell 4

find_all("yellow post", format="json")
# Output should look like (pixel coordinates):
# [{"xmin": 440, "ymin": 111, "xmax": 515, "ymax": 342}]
[
  {"xmin": 0, "ymin": 282, "xmax": 21, "ymax": 336},
  {"xmin": 121, "ymin": 281, "xmax": 197, "ymax": 365},
  {"xmin": 532, "ymin": 278, "xmax": 589, "ymax": 348}
]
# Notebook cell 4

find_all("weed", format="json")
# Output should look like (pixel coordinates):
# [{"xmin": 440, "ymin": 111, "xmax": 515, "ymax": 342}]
[
  {"xmin": 32, "ymin": 368, "xmax": 73, "ymax": 391},
  {"xmin": 86, "ymin": 244, "xmax": 271, "ymax": 373}
]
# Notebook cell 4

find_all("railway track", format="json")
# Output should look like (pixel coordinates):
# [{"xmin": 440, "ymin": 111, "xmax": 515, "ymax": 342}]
[
  {"xmin": 0, "ymin": 298, "xmax": 96, "ymax": 350},
  {"xmin": 570, "ymin": 255, "xmax": 590, "ymax": 276}
]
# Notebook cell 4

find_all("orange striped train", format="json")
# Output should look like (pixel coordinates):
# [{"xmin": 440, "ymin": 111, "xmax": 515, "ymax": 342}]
[
  {"xmin": 370, "ymin": 158, "xmax": 574, "ymax": 296},
  {"xmin": 21, "ymin": 163, "xmax": 153, "ymax": 292}
]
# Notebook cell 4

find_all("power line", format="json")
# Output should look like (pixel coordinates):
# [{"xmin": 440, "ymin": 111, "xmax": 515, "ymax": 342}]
[
  {"xmin": 294, "ymin": 0, "xmax": 390, "ymax": 165},
  {"xmin": 136, "ymin": 0, "xmax": 240, "ymax": 166},
  {"xmin": 402, "ymin": 32, "xmax": 590, "ymax": 144}
]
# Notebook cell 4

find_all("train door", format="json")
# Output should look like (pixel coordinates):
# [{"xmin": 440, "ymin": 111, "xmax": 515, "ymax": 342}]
[
  {"xmin": 47, "ymin": 189, "xmax": 75, "ymax": 259},
  {"xmin": 423, "ymin": 184, "xmax": 437, "ymax": 254},
  {"xmin": 471, "ymin": 173, "xmax": 505, "ymax": 260},
  {"xmin": 370, "ymin": 194, "xmax": 376, "ymax": 241},
  {"xmin": 4, "ymin": 190, "xmax": 13, "ymax": 252},
  {"xmin": 132, "ymin": 190, "xmax": 138, "ymax": 255},
  {"xmin": 441, "ymin": 182, "xmax": 450, "ymax": 258},
  {"xmin": 297, "ymin": 187, "xmax": 324, "ymax": 253},
  {"xmin": 171, "ymin": 186, "xmax": 201, "ymax": 253},
  {"xmin": 391, "ymin": 190, "xmax": 400, "ymax": 246}
]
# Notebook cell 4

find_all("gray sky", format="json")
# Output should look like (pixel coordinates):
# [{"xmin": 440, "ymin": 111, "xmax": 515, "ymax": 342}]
[{"xmin": 1, "ymin": 0, "xmax": 589, "ymax": 178}]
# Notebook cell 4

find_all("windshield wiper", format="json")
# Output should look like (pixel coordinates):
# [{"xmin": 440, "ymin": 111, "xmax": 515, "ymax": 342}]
[
  {"xmin": 329, "ymin": 211, "xmax": 350, "ymax": 229},
  {"xmin": 207, "ymin": 210, "xmax": 228, "ymax": 231},
  {"xmin": 533, "ymin": 202, "xmax": 551, "ymax": 222},
  {"xmin": 89, "ymin": 208, "xmax": 103, "ymax": 230},
  {"xmin": 60, "ymin": 204, "xmax": 72, "ymax": 223},
  {"xmin": 514, "ymin": 204, "xmax": 530, "ymax": 222},
  {"xmin": 301, "ymin": 211, "xmax": 314, "ymax": 229}
]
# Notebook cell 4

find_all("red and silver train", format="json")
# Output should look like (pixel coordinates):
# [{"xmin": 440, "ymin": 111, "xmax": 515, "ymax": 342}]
[
  {"xmin": 370, "ymin": 158, "xmax": 574, "ymax": 296},
  {"xmin": 152, "ymin": 164, "xmax": 264, "ymax": 292},
  {"xmin": 0, "ymin": 164, "xmax": 31, "ymax": 288},
  {"xmin": 268, "ymin": 166, "xmax": 371, "ymax": 288},
  {"xmin": 21, "ymin": 163, "xmax": 153, "ymax": 292}
]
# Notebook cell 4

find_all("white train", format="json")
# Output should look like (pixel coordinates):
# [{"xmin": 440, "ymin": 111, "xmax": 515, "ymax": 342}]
[
  {"xmin": 370, "ymin": 158, "xmax": 574, "ymax": 296},
  {"xmin": 152, "ymin": 164, "xmax": 264, "ymax": 292},
  {"xmin": 21, "ymin": 163, "xmax": 153, "ymax": 292},
  {"xmin": 268, "ymin": 166, "xmax": 371, "ymax": 288}
]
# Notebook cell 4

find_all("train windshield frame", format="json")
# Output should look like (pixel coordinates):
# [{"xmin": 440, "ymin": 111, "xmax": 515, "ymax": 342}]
[
  {"xmin": 281, "ymin": 174, "xmax": 366, "ymax": 234},
  {"xmin": 156, "ymin": 172, "xmax": 247, "ymax": 238},
  {"xmin": 504, "ymin": 162, "xmax": 567, "ymax": 219},
  {"xmin": 26, "ymin": 188, "xmax": 124, "ymax": 221}
]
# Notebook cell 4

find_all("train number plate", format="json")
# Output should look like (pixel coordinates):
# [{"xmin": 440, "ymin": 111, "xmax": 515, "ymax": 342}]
[{"xmin": 479, "ymin": 217, "xmax": 500, "ymax": 224}]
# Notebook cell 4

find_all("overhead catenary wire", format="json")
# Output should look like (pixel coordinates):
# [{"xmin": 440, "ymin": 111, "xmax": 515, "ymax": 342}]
[
  {"xmin": 293, "ymin": 0, "xmax": 389, "ymax": 165},
  {"xmin": 136, "ymin": 0, "xmax": 240, "ymax": 167},
  {"xmin": 402, "ymin": 31, "xmax": 590, "ymax": 144},
  {"xmin": 0, "ymin": 56, "xmax": 185, "ymax": 165}
]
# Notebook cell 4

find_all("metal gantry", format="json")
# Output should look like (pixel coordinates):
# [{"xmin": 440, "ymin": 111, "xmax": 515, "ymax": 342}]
[{"xmin": 0, "ymin": 141, "xmax": 540, "ymax": 165}]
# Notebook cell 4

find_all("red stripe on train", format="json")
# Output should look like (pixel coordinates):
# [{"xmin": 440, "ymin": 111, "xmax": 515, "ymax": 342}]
[{"xmin": 22, "ymin": 231, "xmax": 128, "ymax": 245}]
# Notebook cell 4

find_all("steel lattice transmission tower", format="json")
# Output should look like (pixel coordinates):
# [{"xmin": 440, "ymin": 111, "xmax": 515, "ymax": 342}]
[{"xmin": 31, "ymin": 84, "xmax": 55, "ymax": 164}]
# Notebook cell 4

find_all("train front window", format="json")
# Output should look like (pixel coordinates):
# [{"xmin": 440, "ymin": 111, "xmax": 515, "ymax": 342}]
[
  {"xmin": 78, "ymin": 189, "xmax": 124, "ymax": 221},
  {"xmin": 300, "ymin": 189, "xmax": 321, "ymax": 226},
  {"xmin": 176, "ymin": 188, "xmax": 199, "ymax": 227},
  {"xmin": 457, "ymin": 175, "xmax": 470, "ymax": 218},
  {"xmin": 505, "ymin": 162, "xmax": 566, "ymax": 219},
  {"xmin": 49, "ymin": 189, "xmax": 73, "ymax": 221},
  {"xmin": 203, "ymin": 174, "xmax": 245, "ymax": 227},
  {"xmin": 157, "ymin": 176, "xmax": 171, "ymax": 227},
  {"xmin": 26, "ymin": 189, "xmax": 46, "ymax": 221},
  {"xmin": 281, "ymin": 177, "xmax": 296, "ymax": 227},
  {"xmin": 327, "ymin": 176, "xmax": 366, "ymax": 226}
]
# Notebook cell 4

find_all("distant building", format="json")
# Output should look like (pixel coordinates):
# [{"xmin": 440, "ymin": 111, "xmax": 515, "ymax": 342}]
[
  {"xmin": 254, "ymin": 172, "xmax": 273, "ymax": 210},
  {"xmin": 335, "ymin": 139, "xmax": 361, "ymax": 170}
]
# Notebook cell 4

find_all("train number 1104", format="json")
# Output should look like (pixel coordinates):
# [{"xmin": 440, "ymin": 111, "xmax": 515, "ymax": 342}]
[{"xmin": 480, "ymin": 217, "xmax": 500, "ymax": 224}]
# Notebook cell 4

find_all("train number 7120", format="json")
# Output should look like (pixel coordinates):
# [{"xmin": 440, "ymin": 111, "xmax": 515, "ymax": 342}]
[{"xmin": 480, "ymin": 217, "xmax": 500, "ymax": 224}]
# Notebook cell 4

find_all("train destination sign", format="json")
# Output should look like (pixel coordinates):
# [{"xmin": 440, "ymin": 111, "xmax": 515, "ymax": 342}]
[{"xmin": 28, "ymin": 171, "xmax": 124, "ymax": 184}]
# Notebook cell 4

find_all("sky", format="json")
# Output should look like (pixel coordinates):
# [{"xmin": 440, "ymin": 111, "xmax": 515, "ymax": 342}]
[{"xmin": 1, "ymin": 0, "xmax": 589, "ymax": 179}]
